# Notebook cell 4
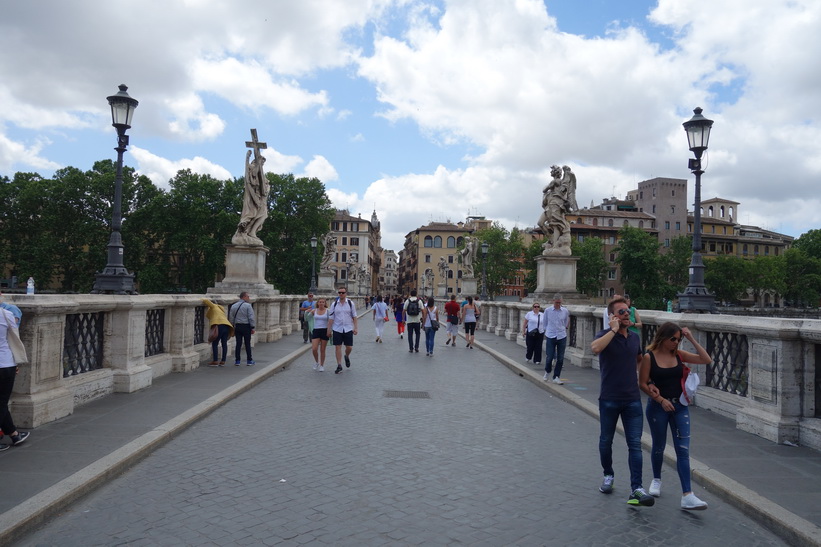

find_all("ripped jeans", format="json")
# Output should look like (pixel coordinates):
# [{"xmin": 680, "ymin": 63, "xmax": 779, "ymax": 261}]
[{"xmin": 646, "ymin": 399, "xmax": 692, "ymax": 493}]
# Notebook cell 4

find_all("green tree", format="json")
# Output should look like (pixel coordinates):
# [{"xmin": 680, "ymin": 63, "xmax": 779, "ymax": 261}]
[
  {"xmin": 522, "ymin": 238, "xmax": 544, "ymax": 294},
  {"xmin": 746, "ymin": 256, "xmax": 785, "ymax": 304},
  {"xmin": 571, "ymin": 237, "xmax": 608, "ymax": 297},
  {"xmin": 704, "ymin": 254, "xmax": 749, "ymax": 304},
  {"xmin": 781, "ymin": 248, "xmax": 821, "ymax": 307},
  {"xmin": 259, "ymin": 174, "xmax": 335, "ymax": 294},
  {"xmin": 660, "ymin": 236, "xmax": 693, "ymax": 299},
  {"xmin": 793, "ymin": 229, "xmax": 821, "ymax": 260},
  {"xmin": 472, "ymin": 223, "xmax": 523, "ymax": 299},
  {"xmin": 126, "ymin": 169, "xmax": 240, "ymax": 293},
  {"xmin": 615, "ymin": 226, "xmax": 665, "ymax": 309}
]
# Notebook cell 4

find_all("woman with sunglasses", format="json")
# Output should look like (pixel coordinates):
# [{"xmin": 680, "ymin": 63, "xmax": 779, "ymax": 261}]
[{"xmin": 639, "ymin": 322, "xmax": 711, "ymax": 510}]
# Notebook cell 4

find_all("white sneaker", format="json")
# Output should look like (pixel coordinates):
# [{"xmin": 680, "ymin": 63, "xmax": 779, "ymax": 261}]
[
  {"xmin": 681, "ymin": 493, "xmax": 708, "ymax": 510},
  {"xmin": 312, "ymin": 363, "xmax": 319, "ymax": 371},
  {"xmin": 649, "ymin": 478, "xmax": 661, "ymax": 497},
  {"xmin": 526, "ymin": 358, "xmax": 531, "ymax": 363},
  {"xmin": 318, "ymin": 365, "xmax": 324, "ymax": 372},
  {"xmin": 543, "ymin": 372, "xmax": 550, "ymax": 380},
  {"xmin": 552, "ymin": 377, "xmax": 564, "ymax": 385}
]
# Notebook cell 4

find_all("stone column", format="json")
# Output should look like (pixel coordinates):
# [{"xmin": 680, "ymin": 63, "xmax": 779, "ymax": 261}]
[
  {"xmin": 495, "ymin": 305, "xmax": 509, "ymax": 337},
  {"xmin": 167, "ymin": 297, "xmax": 200, "ymax": 372},
  {"xmin": 106, "ymin": 297, "xmax": 154, "ymax": 393},
  {"xmin": 505, "ymin": 304, "xmax": 521, "ymax": 341},
  {"xmin": 9, "ymin": 297, "xmax": 74, "ymax": 428},
  {"xmin": 253, "ymin": 297, "xmax": 283, "ymax": 343},
  {"xmin": 485, "ymin": 302, "xmax": 497, "ymax": 332}
]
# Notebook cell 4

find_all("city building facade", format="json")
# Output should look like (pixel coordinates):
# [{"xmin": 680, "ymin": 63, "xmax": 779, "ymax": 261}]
[{"xmin": 326, "ymin": 209, "xmax": 382, "ymax": 295}]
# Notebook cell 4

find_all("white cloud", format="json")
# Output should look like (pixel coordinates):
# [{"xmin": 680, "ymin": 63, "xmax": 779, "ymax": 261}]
[
  {"xmin": 0, "ymin": 130, "xmax": 62, "ymax": 173},
  {"xmin": 300, "ymin": 155, "xmax": 339, "ymax": 182},
  {"xmin": 129, "ymin": 146, "xmax": 232, "ymax": 188}
]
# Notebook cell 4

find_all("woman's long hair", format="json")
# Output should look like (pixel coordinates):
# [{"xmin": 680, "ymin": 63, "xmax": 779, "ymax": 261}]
[
  {"xmin": 646, "ymin": 322, "xmax": 681, "ymax": 354},
  {"xmin": 427, "ymin": 296, "xmax": 435, "ymax": 308}
]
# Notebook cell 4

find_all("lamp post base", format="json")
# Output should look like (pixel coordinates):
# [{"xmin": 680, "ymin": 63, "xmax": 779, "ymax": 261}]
[
  {"xmin": 677, "ymin": 288, "xmax": 716, "ymax": 313},
  {"xmin": 92, "ymin": 270, "xmax": 137, "ymax": 295}
]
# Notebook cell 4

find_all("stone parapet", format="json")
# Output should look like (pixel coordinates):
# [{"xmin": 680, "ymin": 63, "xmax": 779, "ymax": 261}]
[
  {"xmin": 475, "ymin": 300, "xmax": 821, "ymax": 452},
  {"xmin": 5, "ymin": 292, "xmax": 309, "ymax": 429}
]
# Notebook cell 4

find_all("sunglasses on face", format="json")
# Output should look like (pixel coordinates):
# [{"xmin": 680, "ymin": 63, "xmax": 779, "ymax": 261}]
[
  {"xmin": 616, "ymin": 309, "xmax": 629, "ymax": 315},
  {"xmin": 669, "ymin": 336, "xmax": 681, "ymax": 343},
  {"xmin": 338, "ymin": 291, "xmax": 346, "ymax": 295},
  {"xmin": 533, "ymin": 305, "xmax": 540, "ymax": 308}
]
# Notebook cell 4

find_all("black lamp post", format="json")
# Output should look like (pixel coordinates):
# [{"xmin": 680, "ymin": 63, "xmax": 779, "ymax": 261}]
[
  {"xmin": 677, "ymin": 107, "xmax": 716, "ymax": 312},
  {"xmin": 309, "ymin": 236, "xmax": 318, "ymax": 294},
  {"xmin": 92, "ymin": 84, "xmax": 139, "ymax": 295},
  {"xmin": 480, "ymin": 242, "xmax": 489, "ymax": 301}
]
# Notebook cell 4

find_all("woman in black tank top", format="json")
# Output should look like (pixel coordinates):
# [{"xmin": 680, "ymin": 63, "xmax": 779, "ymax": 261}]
[{"xmin": 639, "ymin": 321, "xmax": 711, "ymax": 510}]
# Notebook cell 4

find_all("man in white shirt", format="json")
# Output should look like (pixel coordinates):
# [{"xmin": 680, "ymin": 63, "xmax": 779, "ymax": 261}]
[
  {"xmin": 521, "ymin": 303, "xmax": 545, "ymax": 365},
  {"xmin": 544, "ymin": 293, "xmax": 570, "ymax": 384},
  {"xmin": 327, "ymin": 288, "xmax": 358, "ymax": 374}
]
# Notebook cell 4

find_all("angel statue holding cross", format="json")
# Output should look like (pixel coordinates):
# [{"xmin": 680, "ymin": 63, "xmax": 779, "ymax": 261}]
[{"xmin": 232, "ymin": 129, "xmax": 270, "ymax": 246}]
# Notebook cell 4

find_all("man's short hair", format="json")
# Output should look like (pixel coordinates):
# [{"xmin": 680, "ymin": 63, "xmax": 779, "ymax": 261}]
[
  {"xmin": 239, "ymin": 291, "xmax": 249, "ymax": 299},
  {"xmin": 607, "ymin": 296, "xmax": 627, "ymax": 315},
  {"xmin": 553, "ymin": 293, "xmax": 563, "ymax": 302},
  {"xmin": 450, "ymin": 294, "xmax": 456, "ymax": 300},
  {"xmin": 410, "ymin": 289, "xmax": 417, "ymax": 297}
]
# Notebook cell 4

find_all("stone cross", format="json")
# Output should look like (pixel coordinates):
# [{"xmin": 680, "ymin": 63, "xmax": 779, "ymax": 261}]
[{"xmin": 245, "ymin": 128, "xmax": 267, "ymax": 157}]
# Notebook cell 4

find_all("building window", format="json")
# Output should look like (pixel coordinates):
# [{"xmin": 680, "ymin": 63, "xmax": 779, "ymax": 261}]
[
  {"xmin": 424, "ymin": 236, "xmax": 433, "ymax": 247},
  {"xmin": 774, "ymin": 247, "xmax": 779, "ymax": 256},
  {"xmin": 448, "ymin": 270, "xmax": 453, "ymax": 278},
  {"xmin": 639, "ymin": 220, "xmax": 644, "ymax": 228},
  {"xmin": 608, "ymin": 269, "xmax": 617, "ymax": 280},
  {"xmin": 340, "ymin": 270, "xmax": 346, "ymax": 280},
  {"xmin": 352, "ymin": 223, "xmax": 359, "ymax": 232},
  {"xmin": 608, "ymin": 219, "xmax": 614, "ymax": 227},
  {"xmin": 609, "ymin": 236, "xmax": 615, "ymax": 245},
  {"xmin": 639, "ymin": 191, "xmax": 643, "ymax": 199},
  {"xmin": 664, "ymin": 221, "xmax": 670, "ymax": 230},
  {"xmin": 332, "ymin": 221, "xmax": 340, "ymax": 230},
  {"xmin": 447, "ymin": 236, "xmax": 456, "ymax": 248},
  {"xmin": 652, "ymin": 205, "xmax": 656, "ymax": 214},
  {"xmin": 623, "ymin": 220, "xmax": 629, "ymax": 227},
  {"xmin": 457, "ymin": 236, "xmax": 464, "ymax": 247},
  {"xmin": 653, "ymin": 188, "xmax": 657, "ymax": 197},
  {"xmin": 425, "ymin": 254, "xmax": 431, "ymax": 263},
  {"xmin": 433, "ymin": 236, "xmax": 442, "ymax": 248},
  {"xmin": 341, "ymin": 252, "xmax": 347, "ymax": 263},
  {"xmin": 609, "ymin": 253, "xmax": 615, "ymax": 262},
  {"xmin": 350, "ymin": 237, "xmax": 359, "ymax": 245},
  {"xmin": 675, "ymin": 222, "xmax": 681, "ymax": 231},
  {"xmin": 577, "ymin": 234, "xmax": 584, "ymax": 242},
  {"xmin": 671, "ymin": 205, "xmax": 675, "ymax": 214},
  {"xmin": 448, "ymin": 255, "xmax": 454, "ymax": 263},
  {"xmin": 664, "ymin": 239, "xmax": 670, "ymax": 247},
  {"xmin": 754, "ymin": 245, "xmax": 759, "ymax": 256},
  {"xmin": 709, "ymin": 243, "xmax": 716, "ymax": 252},
  {"xmin": 672, "ymin": 189, "xmax": 675, "ymax": 197},
  {"xmin": 341, "ymin": 237, "xmax": 347, "ymax": 245}
]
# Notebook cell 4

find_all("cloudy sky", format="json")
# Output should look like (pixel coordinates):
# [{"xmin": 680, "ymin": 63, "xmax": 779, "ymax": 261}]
[{"xmin": 2, "ymin": 0, "xmax": 819, "ymax": 252}]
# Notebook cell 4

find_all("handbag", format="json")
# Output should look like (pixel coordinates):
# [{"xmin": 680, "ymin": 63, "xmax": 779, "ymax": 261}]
[
  {"xmin": 430, "ymin": 319, "xmax": 440, "ymax": 330},
  {"xmin": 3, "ymin": 312, "xmax": 28, "ymax": 364},
  {"xmin": 207, "ymin": 324, "xmax": 219, "ymax": 343}
]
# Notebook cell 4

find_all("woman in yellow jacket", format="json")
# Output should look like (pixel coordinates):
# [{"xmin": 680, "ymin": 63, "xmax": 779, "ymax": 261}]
[{"xmin": 201, "ymin": 298, "xmax": 235, "ymax": 366}]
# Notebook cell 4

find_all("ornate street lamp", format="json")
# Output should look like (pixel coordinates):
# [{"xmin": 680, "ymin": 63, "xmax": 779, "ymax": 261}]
[
  {"xmin": 309, "ymin": 236, "xmax": 318, "ymax": 294},
  {"xmin": 480, "ymin": 242, "xmax": 489, "ymax": 301},
  {"xmin": 92, "ymin": 84, "xmax": 139, "ymax": 294},
  {"xmin": 678, "ymin": 107, "xmax": 716, "ymax": 312}
]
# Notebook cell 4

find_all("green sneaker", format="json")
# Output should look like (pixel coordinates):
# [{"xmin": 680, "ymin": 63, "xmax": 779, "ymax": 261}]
[{"xmin": 627, "ymin": 488, "xmax": 655, "ymax": 506}]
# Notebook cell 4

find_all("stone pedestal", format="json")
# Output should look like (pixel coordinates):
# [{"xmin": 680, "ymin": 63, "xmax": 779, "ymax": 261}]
[
  {"xmin": 208, "ymin": 244, "xmax": 278, "ymax": 296},
  {"xmin": 317, "ymin": 271, "xmax": 336, "ymax": 292},
  {"xmin": 460, "ymin": 277, "xmax": 478, "ymax": 297},
  {"xmin": 438, "ymin": 282, "xmax": 447, "ymax": 298},
  {"xmin": 532, "ymin": 255, "xmax": 586, "ymax": 303}
]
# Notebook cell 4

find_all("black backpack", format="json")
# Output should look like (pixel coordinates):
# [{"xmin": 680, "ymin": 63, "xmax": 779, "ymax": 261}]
[{"xmin": 406, "ymin": 298, "xmax": 421, "ymax": 316}]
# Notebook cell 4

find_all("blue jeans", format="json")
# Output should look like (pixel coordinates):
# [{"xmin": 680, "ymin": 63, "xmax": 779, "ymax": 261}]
[
  {"xmin": 599, "ymin": 399, "xmax": 644, "ymax": 491},
  {"xmin": 234, "ymin": 324, "xmax": 253, "ymax": 361},
  {"xmin": 424, "ymin": 327, "xmax": 437, "ymax": 354},
  {"xmin": 211, "ymin": 324, "xmax": 231, "ymax": 362},
  {"xmin": 544, "ymin": 336, "xmax": 567, "ymax": 377},
  {"xmin": 646, "ymin": 399, "xmax": 692, "ymax": 493}
]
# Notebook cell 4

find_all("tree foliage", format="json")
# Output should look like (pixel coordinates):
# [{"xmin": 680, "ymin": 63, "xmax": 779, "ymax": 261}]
[
  {"xmin": 1, "ymin": 162, "xmax": 336, "ymax": 295},
  {"xmin": 704, "ymin": 254, "xmax": 749, "ymax": 304},
  {"xmin": 614, "ymin": 226, "xmax": 666, "ymax": 309},
  {"xmin": 571, "ymin": 237, "xmax": 608, "ymax": 297},
  {"xmin": 472, "ymin": 223, "xmax": 523, "ymax": 299},
  {"xmin": 259, "ymin": 174, "xmax": 336, "ymax": 294},
  {"xmin": 793, "ymin": 229, "xmax": 821, "ymax": 260}
]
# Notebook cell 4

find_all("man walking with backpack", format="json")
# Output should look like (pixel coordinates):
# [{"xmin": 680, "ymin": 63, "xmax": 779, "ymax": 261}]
[
  {"xmin": 403, "ymin": 289, "xmax": 423, "ymax": 353},
  {"xmin": 229, "ymin": 292, "xmax": 256, "ymax": 366},
  {"xmin": 327, "ymin": 288, "xmax": 358, "ymax": 374}
]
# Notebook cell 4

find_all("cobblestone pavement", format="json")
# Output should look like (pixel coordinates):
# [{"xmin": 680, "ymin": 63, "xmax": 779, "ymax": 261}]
[{"xmin": 18, "ymin": 332, "xmax": 783, "ymax": 546}]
